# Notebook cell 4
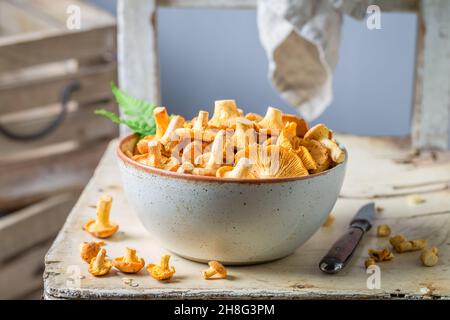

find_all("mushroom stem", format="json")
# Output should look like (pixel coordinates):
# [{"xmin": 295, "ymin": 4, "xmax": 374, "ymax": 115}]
[
  {"xmin": 96, "ymin": 196, "xmax": 112, "ymax": 226},
  {"xmin": 194, "ymin": 111, "xmax": 209, "ymax": 130},
  {"xmin": 202, "ymin": 268, "xmax": 217, "ymax": 278},
  {"xmin": 160, "ymin": 255, "xmax": 170, "ymax": 270},
  {"xmin": 154, "ymin": 107, "xmax": 170, "ymax": 139},
  {"xmin": 124, "ymin": 248, "xmax": 137, "ymax": 263},
  {"xmin": 94, "ymin": 249, "xmax": 107, "ymax": 268}
]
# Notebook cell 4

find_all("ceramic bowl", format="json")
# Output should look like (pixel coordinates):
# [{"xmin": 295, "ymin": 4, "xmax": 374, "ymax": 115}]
[{"xmin": 117, "ymin": 134, "xmax": 347, "ymax": 265}]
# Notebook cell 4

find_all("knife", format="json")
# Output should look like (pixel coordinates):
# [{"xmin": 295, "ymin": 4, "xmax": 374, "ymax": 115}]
[{"xmin": 319, "ymin": 203, "xmax": 374, "ymax": 274}]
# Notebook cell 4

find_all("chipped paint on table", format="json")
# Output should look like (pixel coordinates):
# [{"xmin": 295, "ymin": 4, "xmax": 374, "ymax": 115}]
[{"xmin": 44, "ymin": 135, "xmax": 450, "ymax": 299}]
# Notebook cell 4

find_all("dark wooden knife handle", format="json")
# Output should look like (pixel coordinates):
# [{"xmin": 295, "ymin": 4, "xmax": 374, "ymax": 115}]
[{"xmin": 319, "ymin": 226, "xmax": 364, "ymax": 274}]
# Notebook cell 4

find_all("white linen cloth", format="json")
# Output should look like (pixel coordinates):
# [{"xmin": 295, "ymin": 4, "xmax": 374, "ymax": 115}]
[{"xmin": 257, "ymin": 0, "xmax": 369, "ymax": 120}]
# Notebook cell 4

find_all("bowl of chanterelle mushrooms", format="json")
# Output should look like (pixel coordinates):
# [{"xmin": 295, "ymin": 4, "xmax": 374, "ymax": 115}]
[{"xmin": 117, "ymin": 100, "xmax": 347, "ymax": 264}]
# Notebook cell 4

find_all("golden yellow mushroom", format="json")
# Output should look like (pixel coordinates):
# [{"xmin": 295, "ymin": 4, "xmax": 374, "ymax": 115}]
[
  {"xmin": 257, "ymin": 106, "xmax": 284, "ymax": 135},
  {"xmin": 245, "ymin": 112, "xmax": 263, "ymax": 122},
  {"xmin": 80, "ymin": 241, "xmax": 105, "ymax": 263},
  {"xmin": 296, "ymin": 146, "xmax": 317, "ymax": 171},
  {"xmin": 216, "ymin": 158, "xmax": 256, "ymax": 179},
  {"xmin": 193, "ymin": 130, "xmax": 228, "ymax": 176},
  {"xmin": 282, "ymin": 113, "xmax": 308, "ymax": 137},
  {"xmin": 276, "ymin": 122, "xmax": 297, "ymax": 149},
  {"xmin": 113, "ymin": 248, "xmax": 145, "ymax": 274},
  {"xmin": 202, "ymin": 261, "xmax": 227, "ymax": 280},
  {"xmin": 153, "ymin": 106, "xmax": 170, "ymax": 140},
  {"xmin": 177, "ymin": 161, "xmax": 195, "ymax": 174},
  {"xmin": 208, "ymin": 100, "xmax": 241, "ymax": 129},
  {"xmin": 147, "ymin": 255, "xmax": 176, "ymax": 281},
  {"xmin": 421, "ymin": 247, "xmax": 439, "ymax": 267},
  {"xmin": 253, "ymin": 145, "xmax": 308, "ymax": 178},
  {"xmin": 304, "ymin": 124, "xmax": 345, "ymax": 164},
  {"xmin": 160, "ymin": 115, "xmax": 185, "ymax": 153},
  {"xmin": 84, "ymin": 196, "xmax": 118, "ymax": 239},
  {"xmin": 232, "ymin": 118, "xmax": 257, "ymax": 150},
  {"xmin": 88, "ymin": 248, "xmax": 112, "ymax": 277}
]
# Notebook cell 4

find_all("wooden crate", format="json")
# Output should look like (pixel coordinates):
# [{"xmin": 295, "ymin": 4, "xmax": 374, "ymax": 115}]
[{"xmin": 0, "ymin": 0, "xmax": 118, "ymax": 298}]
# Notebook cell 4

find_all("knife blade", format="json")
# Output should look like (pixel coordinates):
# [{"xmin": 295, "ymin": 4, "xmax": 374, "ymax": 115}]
[{"xmin": 319, "ymin": 203, "xmax": 374, "ymax": 274}]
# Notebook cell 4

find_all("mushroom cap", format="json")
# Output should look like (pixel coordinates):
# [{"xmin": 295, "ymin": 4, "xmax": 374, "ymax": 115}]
[
  {"xmin": 181, "ymin": 140, "xmax": 204, "ymax": 164},
  {"xmin": 208, "ymin": 100, "xmax": 241, "ymax": 129},
  {"xmin": 253, "ymin": 145, "xmax": 309, "ymax": 178},
  {"xmin": 245, "ymin": 112, "xmax": 263, "ymax": 122},
  {"xmin": 232, "ymin": 118, "xmax": 257, "ymax": 150},
  {"xmin": 296, "ymin": 146, "xmax": 317, "ymax": 170},
  {"xmin": 299, "ymin": 139, "xmax": 329, "ymax": 168},
  {"xmin": 257, "ymin": 106, "xmax": 284, "ymax": 134},
  {"xmin": 282, "ymin": 114, "xmax": 308, "ymax": 137},
  {"xmin": 162, "ymin": 156, "xmax": 181, "ymax": 172},
  {"xmin": 276, "ymin": 122, "xmax": 297, "ymax": 149},
  {"xmin": 215, "ymin": 165, "xmax": 234, "ymax": 178},
  {"xmin": 88, "ymin": 249, "xmax": 112, "ymax": 276},
  {"xmin": 80, "ymin": 241, "xmax": 104, "ymax": 263},
  {"xmin": 304, "ymin": 123, "xmax": 331, "ymax": 141},
  {"xmin": 217, "ymin": 158, "xmax": 255, "ymax": 179},
  {"xmin": 208, "ymin": 261, "xmax": 227, "ymax": 276},
  {"xmin": 84, "ymin": 220, "xmax": 119, "ymax": 239},
  {"xmin": 136, "ymin": 135, "xmax": 155, "ymax": 154}
]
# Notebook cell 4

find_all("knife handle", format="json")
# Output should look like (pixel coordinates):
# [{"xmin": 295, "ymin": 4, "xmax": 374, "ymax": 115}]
[{"xmin": 319, "ymin": 226, "xmax": 364, "ymax": 274}]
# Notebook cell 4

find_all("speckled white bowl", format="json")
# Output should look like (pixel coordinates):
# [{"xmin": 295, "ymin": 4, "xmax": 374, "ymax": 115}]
[{"xmin": 117, "ymin": 134, "xmax": 347, "ymax": 265}]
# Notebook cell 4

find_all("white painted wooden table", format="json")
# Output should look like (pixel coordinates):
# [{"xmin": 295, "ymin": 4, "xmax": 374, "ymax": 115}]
[{"xmin": 43, "ymin": 134, "xmax": 450, "ymax": 299}]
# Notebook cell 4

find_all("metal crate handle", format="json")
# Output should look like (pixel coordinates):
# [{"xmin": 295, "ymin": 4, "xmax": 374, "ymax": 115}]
[{"xmin": 0, "ymin": 81, "xmax": 81, "ymax": 141}]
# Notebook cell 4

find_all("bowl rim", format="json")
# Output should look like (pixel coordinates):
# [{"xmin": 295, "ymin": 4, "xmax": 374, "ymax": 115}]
[{"xmin": 117, "ymin": 134, "xmax": 347, "ymax": 184}]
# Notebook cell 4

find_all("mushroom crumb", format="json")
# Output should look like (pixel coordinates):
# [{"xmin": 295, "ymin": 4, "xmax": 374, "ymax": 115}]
[
  {"xmin": 84, "ymin": 195, "xmax": 119, "ymax": 238},
  {"xmin": 368, "ymin": 248, "xmax": 394, "ymax": 262},
  {"xmin": 88, "ymin": 248, "xmax": 112, "ymax": 277},
  {"xmin": 147, "ymin": 254, "xmax": 175, "ymax": 281},
  {"xmin": 322, "ymin": 214, "xmax": 335, "ymax": 227},
  {"xmin": 407, "ymin": 194, "xmax": 426, "ymax": 205},
  {"xmin": 421, "ymin": 247, "xmax": 439, "ymax": 267},
  {"xmin": 389, "ymin": 234, "xmax": 427, "ymax": 253},
  {"xmin": 202, "ymin": 261, "xmax": 227, "ymax": 280},
  {"xmin": 113, "ymin": 248, "xmax": 145, "ymax": 273},
  {"xmin": 377, "ymin": 224, "xmax": 391, "ymax": 237},
  {"xmin": 80, "ymin": 241, "xmax": 105, "ymax": 263}
]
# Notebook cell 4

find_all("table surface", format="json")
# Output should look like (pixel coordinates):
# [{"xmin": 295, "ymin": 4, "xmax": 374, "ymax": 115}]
[{"xmin": 44, "ymin": 135, "xmax": 450, "ymax": 299}]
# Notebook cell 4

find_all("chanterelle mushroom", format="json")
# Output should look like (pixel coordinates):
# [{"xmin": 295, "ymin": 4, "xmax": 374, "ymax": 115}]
[
  {"xmin": 159, "ymin": 115, "xmax": 185, "ymax": 154},
  {"xmin": 216, "ymin": 158, "xmax": 256, "ymax": 179},
  {"xmin": 84, "ymin": 195, "xmax": 118, "ymax": 238},
  {"xmin": 192, "ymin": 130, "xmax": 229, "ymax": 176},
  {"xmin": 175, "ymin": 111, "xmax": 216, "ymax": 142},
  {"xmin": 304, "ymin": 124, "xmax": 345, "ymax": 163},
  {"xmin": 147, "ymin": 254, "xmax": 176, "ymax": 281},
  {"xmin": 282, "ymin": 114, "xmax": 308, "ymax": 137},
  {"xmin": 153, "ymin": 106, "xmax": 170, "ymax": 140},
  {"xmin": 232, "ymin": 118, "xmax": 257, "ymax": 150},
  {"xmin": 113, "ymin": 248, "xmax": 145, "ymax": 273},
  {"xmin": 88, "ymin": 248, "xmax": 112, "ymax": 277},
  {"xmin": 208, "ymin": 100, "xmax": 241, "ymax": 129},
  {"xmin": 299, "ymin": 138, "xmax": 330, "ymax": 173},
  {"xmin": 80, "ymin": 241, "xmax": 105, "ymax": 263},
  {"xmin": 135, "ymin": 107, "xmax": 170, "ymax": 154},
  {"xmin": 276, "ymin": 122, "xmax": 297, "ymax": 149},
  {"xmin": 253, "ymin": 145, "xmax": 309, "ymax": 178},
  {"xmin": 257, "ymin": 106, "xmax": 284, "ymax": 135},
  {"xmin": 202, "ymin": 261, "xmax": 227, "ymax": 280}
]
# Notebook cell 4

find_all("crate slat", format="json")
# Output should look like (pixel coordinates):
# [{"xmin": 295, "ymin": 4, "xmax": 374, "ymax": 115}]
[
  {"xmin": 0, "ymin": 238, "xmax": 53, "ymax": 299},
  {"xmin": 0, "ymin": 62, "xmax": 116, "ymax": 113},
  {"xmin": 0, "ymin": 192, "xmax": 78, "ymax": 263},
  {"xmin": 0, "ymin": 26, "xmax": 115, "ymax": 74},
  {"xmin": 0, "ymin": 139, "xmax": 110, "ymax": 211},
  {"xmin": 0, "ymin": 100, "xmax": 117, "ymax": 156}
]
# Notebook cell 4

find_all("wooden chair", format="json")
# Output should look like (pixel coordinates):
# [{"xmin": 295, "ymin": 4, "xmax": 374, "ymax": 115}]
[{"xmin": 117, "ymin": 0, "xmax": 450, "ymax": 150}]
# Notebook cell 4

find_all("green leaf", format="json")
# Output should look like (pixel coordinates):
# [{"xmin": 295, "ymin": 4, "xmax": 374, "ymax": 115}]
[{"xmin": 95, "ymin": 82, "xmax": 157, "ymax": 136}]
